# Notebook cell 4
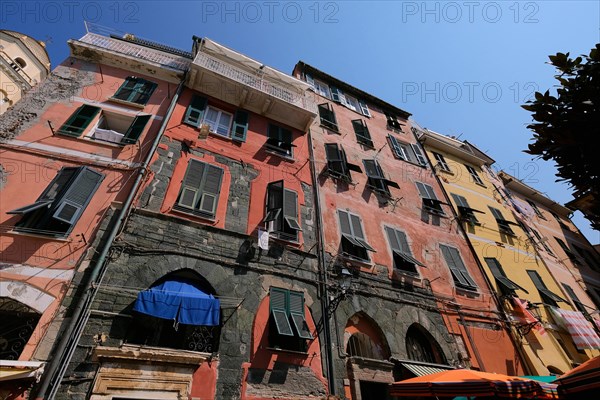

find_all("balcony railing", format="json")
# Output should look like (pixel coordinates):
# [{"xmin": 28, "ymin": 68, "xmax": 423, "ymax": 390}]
[
  {"xmin": 0, "ymin": 51, "xmax": 35, "ymax": 86},
  {"xmin": 78, "ymin": 33, "xmax": 190, "ymax": 72},
  {"xmin": 194, "ymin": 51, "xmax": 317, "ymax": 114}
]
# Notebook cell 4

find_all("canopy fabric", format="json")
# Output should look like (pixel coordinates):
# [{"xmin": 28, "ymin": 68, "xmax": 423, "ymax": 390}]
[
  {"xmin": 400, "ymin": 362, "xmax": 451, "ymax": 377},
  {"xmin": 389, "ymin": 369, "xmax": 550, "ymax": 398},
  {"xmin": 0, "ymin": 362, "xmax": 45, "ymax": 382},
  {"xmin": 555, "ymin": 355, "xmax": 600, "ymax": 396},
  {"xmin": 133, "ymin": 278, "xmax": 220, "ymax": 326},
  {"xmin": 548, "ymin": 307, "xmax": 600, "ymax": 350}
]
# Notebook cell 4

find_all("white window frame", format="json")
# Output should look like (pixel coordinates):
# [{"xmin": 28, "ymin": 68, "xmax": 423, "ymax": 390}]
[
  {"xmin": 313, "ymin": 79, "xmax": 330, "ymax": 98},
  {"xmin": 202, "ymin": 106, "xmax": 233, "ymax": 138},
  {"xmin": 344, "ymin": 94, "xmax": 360, "ymax": 112}
]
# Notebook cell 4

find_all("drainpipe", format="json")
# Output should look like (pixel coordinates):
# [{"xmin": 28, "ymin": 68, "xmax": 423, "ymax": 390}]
[
  {"xmin": 413, "ymin": 129, "xmax": 534, "ymax": 375},
  {"xmin": 34, "ymin": 75, "xmax": 187, "ymax": 400},
  {"xmin": 306, "ymin": 128, "xmax": 336, "ymax": 395}
]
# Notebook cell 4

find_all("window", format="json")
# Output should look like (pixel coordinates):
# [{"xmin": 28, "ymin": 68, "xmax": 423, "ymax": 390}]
[
  {"xmin": 263, "ymin": 181, "xmax": 301, "ymax": 242},
  {"xmin": 352, "ymin": 119, "xmax": 374, "ymax": 148},
  {"xmin": 385, "ymin": 226, "xmax": 425, "ymax": 274},
  {"xmin": 305, "ymin": 73, "xmax": 330, "ymax": 98},
  {"xmin": 432, "ymin": 152, "xmax": 451, "ymax": 172},
  {"xmin": 488, "ymin": 207, "xmax": 517, "ymax": 236},
  {"xmin": 14, "ymin": 57, "xmax": 27, "ymax": 69},
  {"xmin": 525, "ymin": 199, "xmax": 546, "ymax": 219},
  {"xmin": 574, "ymin": 245, "xmax": 600, "ymax": 271},
  {"xmin": 465, "ymin": 165, "xmax": 485, "ymax": 186},
  {"xmin": 363, "ymin": 159, "xmax": 399, "ymax": 198},
  {"xmin": 203, "ymin": 106, "xmax": 233, "ymax": 138},
  {"xmin": 562, "ymin": 284, "xmax": 587, "ymax": 313},
  {"xmin": 416, "ymin": 182, "xmax": 445, "ymax": 215},
  {"xmin": 387, "ymin": 136, "xmax": 427, "ymax": 166},
  {"xmin": 269, "ymin": 287, "xmax": 313, "ymax": 352},
  {"xmin": 440, "ymin": 244, "xmax": 477, "ymax": 290},
  {"xmin": 550, "ymin": 211, "xmax": 570, "ymax": 228},
  {"xmin": 450, "ymin": 193, "xmax": 483, "ymax": 225},
  {"xmin": 555, "ymin": 237, "xmax": 581, "ymax": 265},
  {"xmin": 8, "ymin": 167, "xmax": 103, "ymax": 237},
  {"xmin": 58, "ymin": 105, "xmax": 151, "ymax": 145},
  {"xmin": 529, "ymin": 229, "xmax": 554, "ymax": 255},
  {"xmin": 174, "ymin": 159, "xmax": 223, "ymax": 219},
  {"xmin": 484, "ymin": 258, "xmax": 527, "ymax": 297},
  {"xmin": 526, "ymin": 270, "xmax": 567, "ymax": 306},
  {"xmin": 384, "ymin": 112, "xmax": 402, "ymax": 131},
  {"xmin": 347, "ymin": 332, "xmax": 384, "ymax": 359},
  {"xmin": 183, "ymin": 95, "xmax": 248, "ymax": 142},
  {"xmin": 318, "ymin": 103, "xmax": 338, "ymax": 131},
  {"xmin": 324, "ymin": 143, "xmax": 362, "ymax": 183},
  {"xmin": 330, "ymin": 86, "xmax": 370, "ymax": 116},
  {"xmin": 265, "ymin": 124, "xmax": 294, "ymax": 158},
  {"xmin": 112, "ymin": 76, "xmax": 157, "ymax": 105},
  {"xmin": 338, "ymin": 209, "xmax": 375, "ymax": 261}
]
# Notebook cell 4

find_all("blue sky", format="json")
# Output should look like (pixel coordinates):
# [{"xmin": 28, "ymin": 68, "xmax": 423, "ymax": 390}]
[{"xmin": 3, "ymin": 1, "xmax": 599, "ymax": 244}]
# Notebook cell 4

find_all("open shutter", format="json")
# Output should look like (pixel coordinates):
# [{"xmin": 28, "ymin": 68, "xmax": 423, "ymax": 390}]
[
  {"xmin": 264, "ymin": 180, "xmax": 284, "ymax": 224},
  {"xmin": 113, "ymin": 78, "xmax": 138, "ymax": 101},
  {"xmin": 411, "ymin": 144, "xmax": 428, "ymax": 166},
  {"xmin": 178, "ymin": 160, "xmax": 206, "ymax": 208},
  {"xmin": 58, "ymin": 105, "xmax": 100, "ymax": 137},
  {"xmin": 325, "ymin": 143, "xmax": 345, "ymax": 175},
  {"xmin": 133, "ymin": 80, "xmax": 157, "ymax": 105},
  {"xmin": 122, "ymin": 115, "xmax": 151, "ymax": 144},
  {"xmin": 283, "ymin": 189, "xmax": 301, "ymax": 231},
  {"xmin": 489, "ymin": 206, "xmax": 504, "ymax": 220},
  {"xmin": 198, "ymin": 165, "xmax": 223, "ymax": 215},
  {"xmin": 330, "ymin": 86, "xmax": 342, "ymax": 103},
  {"xmin": 231, "ymin": 109, "xmax": 249, "ymax": 142},
  {"xmin": 562, "ymin": 284, "xmax": 587, "ymax": 313},
  {"xmin": 52, "ymin": 167, "xmax": 103, "ymax": 225},
  {"xmin": 352, "ymin": 120, "xmax": 373, "ymax": 147},
  {"xmin": 289, "ymin": 291, "xmax": 312, "ymax": 339},
  {"xmin": 270, "ymin": 288, "xmax": 293, "ymax": 336},
  {"xmin": 388, "ymin": 135, "xmax": 406, "ymax": 160},
  {"xmin": 343, "ymin": 147, "xmax": 362, "ymax": 173},
  {"xmin": 527, "ymin": 270, "xmax": 566, "ymax": 303},
  {"xmin": 358, "ymin": 99, "xmax": 371, "ymax": 117},
  {"xmin": 349, "ymin": 213, "xmax": 375, "ymax": 251},
  {"xmin": 386, "ymin": 227, "xmax": 424, "ymax": 267},
  {"xmin": 451, "ymin": 193, "xmax": 468, "ymax": 208},
  {"xmin": 184, "ymin": 95, "xmax": 208, "ymax": 127}
]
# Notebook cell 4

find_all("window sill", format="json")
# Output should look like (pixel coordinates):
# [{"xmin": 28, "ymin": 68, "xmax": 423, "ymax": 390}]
[
  {"xmin": 56, "ymin": 131, "xmax": 130, "ymax": 148},
  {"xmin": 423, "ymin": 207, "xmax": 447, "ymax": 217},
  {"xmin": 5, "ymin": 230, "xmax": 72, "ymax": 242},
  {"xmin": 456, "ymin": 286, "xmax": 480, "ymax": 297},
  {"xmin": 358, "ymin": 142, "xmax": 376, "ymax": 150},
  {"xmin": 438, "ymin": 168, "xmax": 454, "ymax": 175},
  {"xmin": 474, "ymin": 182, "xmax": 487, "ymax": 188},
  {"xmin": 265, "ymin": 347, "xmax": 310, "ymax": 356},
  {"xmin": 107, "ymin": 97, "xmax": 146, "ymax": 109},
  {"xmin": 171, "ymin": 207, "xmax": 217, "ymax": 224},
  {"xmin": 264, "ymin": 148, "xmax": 295, "ymax": 162},
  {"xmin": 339, "ymin": 253, "xmax": 371, "ymax": 267},
  {"xmin": 319, "ymin": 123, "xmax": 340, "ymax": 133}
]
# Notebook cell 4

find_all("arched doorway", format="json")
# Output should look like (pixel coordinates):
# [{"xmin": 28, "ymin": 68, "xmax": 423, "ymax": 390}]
[
  {"xmin": 0, "ymin": 297, "xmax": 41, "ymax": 360},
  {"xmin": 405, "ymin": 323, "xmax": 447, "ymax": 364}
]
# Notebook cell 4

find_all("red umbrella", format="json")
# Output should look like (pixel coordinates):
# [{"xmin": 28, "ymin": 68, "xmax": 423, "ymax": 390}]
[
  {"xmin": 555, "ymin": 355, "xmax": 600, "ymax": 398},
  {"xmin": 389, "ymin": 369, "xmax": 552, "ymax": 398}
]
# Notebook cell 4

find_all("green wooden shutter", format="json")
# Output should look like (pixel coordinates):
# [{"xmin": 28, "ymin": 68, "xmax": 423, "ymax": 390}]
[
  {"xmin": 133, "ymin": 80, "xmax": 157, "ymax": 105},
  {"xmin": 198, "ymin": 165, "xmax": 223, "ymax": 215},
  {"xmin": 289, "ymin": 290, "xmax": 312, "ymax": 339},
  {"xmin": 562, "ymin": 284, "xmax": 586, "ymax": 313},
  {"xmin": 325, "ymin": 143, "xmax": 345, "ymax": 176},
  {"xmin": 441, "ymin": 245, "xmax": 476, "ymax": 288},
  {"xmin": 338, "ymin": 210, "xmax": 352, "ymax": 236},
  {"xmin": 231, "ymin": 109, "xmax": 249, "ymax": 142},
  {"xmin": 58, "ymin": 105, "xmax": 101, "ymax": 137},
  {"xmin": 489, "ymin": 206, "xmax": 504, "ymax": 220},
  {"xmin": 178, "ymin": 160, "xmax": 206, "ymax": 209},
  {"xmin": 270, "ymin": 287, "xmax": 293, "ymax": 336},
  {"xmin": 52, "ymin": 167, "xmax": 104, "ymax": 225},
  {"xmin": 122, "ymin": 115, "xmax": 151, "ymax": 144},
  {"xmin": 183, "ymin": 95, "xmax": 208, "ymax": 127},
  {"xmin": 283, "ymin": 189, "xmax": 300, "ymax": 231},
  {"xmin": 113, "ymin": 78, "xmax": 138, "ymax": 101},
  {"xmin": 484, "ymin": 257, "xmax": 505, "ymax": 278},
  {"xmin": 411, "ymin": 143, "xmax": 428, "ymax": 165},
  {"xmin": 385, "ymin": 226, "xmax": 402, "ymax": 253},
  {"xmin": 451, "ymin": 193, "xmax": 469, "ymax": 208},
  {"xmin": 264, "ymin": 180, "xmax": 284, "ymax": 226},
  {"xmin": 388, "ymin": 135, "xmax": 405, "ymax": 160}
]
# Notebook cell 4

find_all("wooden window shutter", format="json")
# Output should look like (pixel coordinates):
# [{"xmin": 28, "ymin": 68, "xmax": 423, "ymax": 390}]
[
  {"xmin": 269, "ymin": 287, "xmax": 293, "ymax": 336},
  {"xmin": 338, "ymin": 210, "xmax": 352, "ymax": 236},
  {"xmin": 184, "ymin": 95, "xmax": 208, "ymax": 127},
  {"xmin": 411, "ymin": 143, "xmax": 428, "ymax": 166},
  {"xmin": 283, "ymin": 189, "xmax": 301, "ymax": 231},
  {"xmin": 122, "ymin": 115, "xmax": 151, "ymax": 144},
  {"xmin": 58, "ymin": 105, "xmax": 101, "ymax": 137},
  {"xmin": 113, "ymin": 78, "xmax": 138, "ymax": 101},
  {"xmin": 231, "ymin": 109, "xmax": 249, "ymax": 142},
  {"xmin": 388, "ymin": 135, "xmax": 406, "ymax": 160},
  {"xmin": 198, "ymin": 165, "xmax": 223, "ymax": 215},
  {"xmin": 52, "ymin": 167, "xmax": 104, "ymax": 225},
  {"xmin": 289, "ymin": 291, "xmax": 312, "ymax": 339},
  {"xmin": 178, "ymin": 160, "xmax": 206, "ymax": 209}
]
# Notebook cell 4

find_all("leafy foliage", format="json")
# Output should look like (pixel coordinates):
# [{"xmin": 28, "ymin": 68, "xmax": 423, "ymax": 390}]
[{"xmin": 522, "ymin": 44, "xmax": 600, "ymax": 229}]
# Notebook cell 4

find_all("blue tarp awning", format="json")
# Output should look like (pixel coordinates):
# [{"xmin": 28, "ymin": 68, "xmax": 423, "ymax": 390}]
[{"xmin": 133, "ymin": 278, "xmax": 220, "ymax": 326}]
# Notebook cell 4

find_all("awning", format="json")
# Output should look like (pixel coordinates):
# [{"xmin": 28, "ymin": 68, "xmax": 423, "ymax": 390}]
[
  {"xmin": 133, "ymin": 278, "xmax": 220, "ymax": 326},
  {"xmin": 0, "ymin": 361, "xmax": 45, "ymax": 382},
  {"xmin": 401, "ymin": 362, "xmax": 450, "ymax": 377}
]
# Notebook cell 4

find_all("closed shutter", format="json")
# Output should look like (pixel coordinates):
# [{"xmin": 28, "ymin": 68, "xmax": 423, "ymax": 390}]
[
  {"xmin": 385, "ymin": 226, "xmax": 424, "ymax": 268},
  {"xmin": 52, "ymin": 167, "xmax": 104, "ymax": 225},
  {"xmin": 198, "ymin": 165, "xmax": 223, "ymax": 215},
  {"xmin": 451, "ymin": 193, "xmax": 468, "ymax": 208},
  {"xmin": 484, "ymin": 257, "xmax": 526, "ymax": 293},
  {"xmin": 562, "ymin": 284, "xmax": 586, "ymax": 313},
  {"xmin": 489, "ymin": 206, "xmax": 504, "ymax": 220},
  {"xmin": 526, "ymin": 270, "xmax": 566, "ymax": 304},
  {"xmin": 113, "ymin": 78, "xmax": 137, "ymax": 101},
  {"xmin": 416, "ymin": 182, "xmax": 437, "ymax": 200},
  {"xmin": 283, "ymin": 189, "xmax": 301, "ymax": 231},
  {"xmin": 58, "ymin": 105, "xmax": 101, "ymax": 137},
  {"xmin": 231, "ymin": 109, "xmax": 249, "ymax": 142},
  {"xmin": 178, "ymin": 160, "xmax": 206, "ymax": 209},
  {"xmin": 289, "ymin": 291, "xmax": 312, "ymax": 339},
  {"xmin": 441, "ymin": 245, "xmax": 477, "ymax": 288},
  {"xmin": 325, "ymin": 143, "xmax": 345, "ymax": 175},
  {"xmin": 183, "ymin": 95, "xmax": 208, "ymax": 127},
  {"xmin": 270, "ymin": 287, "xmax": 293, "ymax": 336},
  {"xmin": 358, "ymin": 99, "xmax": 371, "ymax": 117},
  {"xmin": 338, "ymin": 210, "xmax": 352, "ymax": 236},
  {"xmin": 411, "ymin": 143, "xmax": 428, "ymax": 166},
  {"xmin": 122, "ymin": 115, "xmax": 151, "ymax": 144}
]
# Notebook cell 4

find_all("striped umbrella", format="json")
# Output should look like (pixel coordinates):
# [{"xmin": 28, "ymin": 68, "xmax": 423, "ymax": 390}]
[{"xmin": 555, "ymin": 355, "xmax": 600, "ymax": 399}]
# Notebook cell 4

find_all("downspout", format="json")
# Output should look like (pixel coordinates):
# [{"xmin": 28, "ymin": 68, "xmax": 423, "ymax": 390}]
[
  {"xmin": 413, "ymin": 130, "xmax": 535, "ymax": 375},
  {"xmin": 34, "ymin": 74, "xmax": 187, "ymax": 400},
  {"xmin": 306, "ymin": 127, "xmax": 336, "ymax": 395}
]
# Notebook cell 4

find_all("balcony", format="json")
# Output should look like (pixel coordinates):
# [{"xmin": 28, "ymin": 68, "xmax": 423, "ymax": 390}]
[
  {"xmin": 189, "ymin": 39, "xmax": 317, "ymax": 132},
  {"xmin": 68, "ymin": 32, "xmax": 191, "ymax": 83},
  {"xmin": 0, "ymin": 51, "xmax": 36, "ymax": 88}
]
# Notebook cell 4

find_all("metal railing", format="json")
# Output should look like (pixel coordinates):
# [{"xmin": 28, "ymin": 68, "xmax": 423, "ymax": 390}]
[
  {"xmin": 78, "ymin": 33, "xmax": 190, "ymax": 72},
  {"xmin": 194, "ymin": 51, "xmax": 317, "ymax": 114}
]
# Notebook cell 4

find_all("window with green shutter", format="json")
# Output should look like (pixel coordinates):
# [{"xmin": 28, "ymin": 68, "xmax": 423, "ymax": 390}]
[
  {"xmin": 432, "ymin": 152, "xmax": 451, "ymax": 172},
  {"xmin": 483, "ymin": 257, "xmax": 527, "ymax": 296},
  {"xmin": 526, "ymin": 270, "xmax": 567, "ymax": 306},
  {"xmin": 231, "ymin": 109, "xmax": 249, "ymax": 142},
  {"xmin": 122, "ymin": 115, "xmax": 151, "ymax": 144},
  {"xmin": 465, "ymin": 164, "xmax": 485, "ymax": 186},
  {"xmin": 58, "ymin": 105, "xmax": 101, "ymax": 137},
  {"xmin": 384, "ymin": 226, "xmax": 425, "ymax": 274},
  {"xmin": 573, "ymin": 245, "xmax": 600, "ymax": 271},
  {"xmin": 8, "ymin": 167, "xmax": 104, "ymax": 237},
  {"xmin": 363, "ymin": 159, "xmax": 399, "ymax": 198},
  {"xmin": 338, "ymin": 209, "xmax": 375, "ymax": 261},
  {"xmin": 352, "ymin": 119, "xmax": 374, "ymax": 148},
  {"xmin": 440, "ymin": 244, "xmax": 477, "ymax": 290},
  {"xmin": 324, "ymin": 143, "xmax": 362, "ymax": 183},
  {"xmin": 183, "ymin": 95, "xmax": 208, "ymax": 127},
  {"xmin": 269, "ymin": 287, "xmax": 312, "ymax": 351},
  {"xmin": 450, "ymin": 193, "xmax": 483, "ymax": 225},
  {"xmin": 262, "ymin": 180, "xmax": 301, "ymax": 242},
  {"xmin": 416, "ymin": 182, "xmax": 445, "ymax": 215},
  {"xmin": 318, "ymin": 103, "xmax": 338, "ymax": 131},
  {"xmin": 489, "ymin": 206, "xmax": 517, "ymax": 236},
  {"xmin": 113, "ymin": 77, "xmax": 157, "ymax": 105},
  {"xmin": 562, "ymin": 284, "xmax": 587, "ymax": 313},
  {"xmin": 174, "ymin": 159, "xmax": 224, "ymax": 219},
  {"xmin": 265, "ymin": 124, "xmax": 294, "ymax": 158}
]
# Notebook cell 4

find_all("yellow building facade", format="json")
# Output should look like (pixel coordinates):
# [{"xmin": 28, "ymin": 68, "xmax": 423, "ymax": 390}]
[{"xmin": 418, "ymin": 129, "xmax": 597, "ymax": 375}]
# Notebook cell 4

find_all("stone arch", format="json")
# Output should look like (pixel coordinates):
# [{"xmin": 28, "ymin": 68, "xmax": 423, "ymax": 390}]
[
  {"xmin": 405, "ymin": 323, "xmax": 448, "ymax": 364},
  {"xmin": 0, "ymin": 296, "xmax": 42, "ymax": 360},
  {"xmin": 14, "ymin": 57, "xmax": 27, "ymax": 69},
  {"xmin": 149, "ymin": 267, "xmax": 218, "ymax": 296},
  {"xmin": 345, "ymin": 311, "xmax": 391, "ymax": 360},
  {"xmin": 0, "ymin": 280, "xmax": 55, "ymax": 313}
]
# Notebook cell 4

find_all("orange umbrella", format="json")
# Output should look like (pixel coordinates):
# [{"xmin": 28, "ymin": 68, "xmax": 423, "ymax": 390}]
[
  {"xmin": 555, "ymin": 355, "xmax": 600, "ymax": 398},
  {"xmin": 389, "ymin": 369, "xmax": 551, "ymax": 398}
]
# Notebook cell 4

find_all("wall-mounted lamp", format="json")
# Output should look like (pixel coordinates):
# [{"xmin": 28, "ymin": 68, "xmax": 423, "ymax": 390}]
[
  {"xmin": 328, "ymin": 267, "xmax": 353, "ymax": 316},
  {"xmin": 515, "ymin": 301, "xmax": 543, "ymax": 336}
]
